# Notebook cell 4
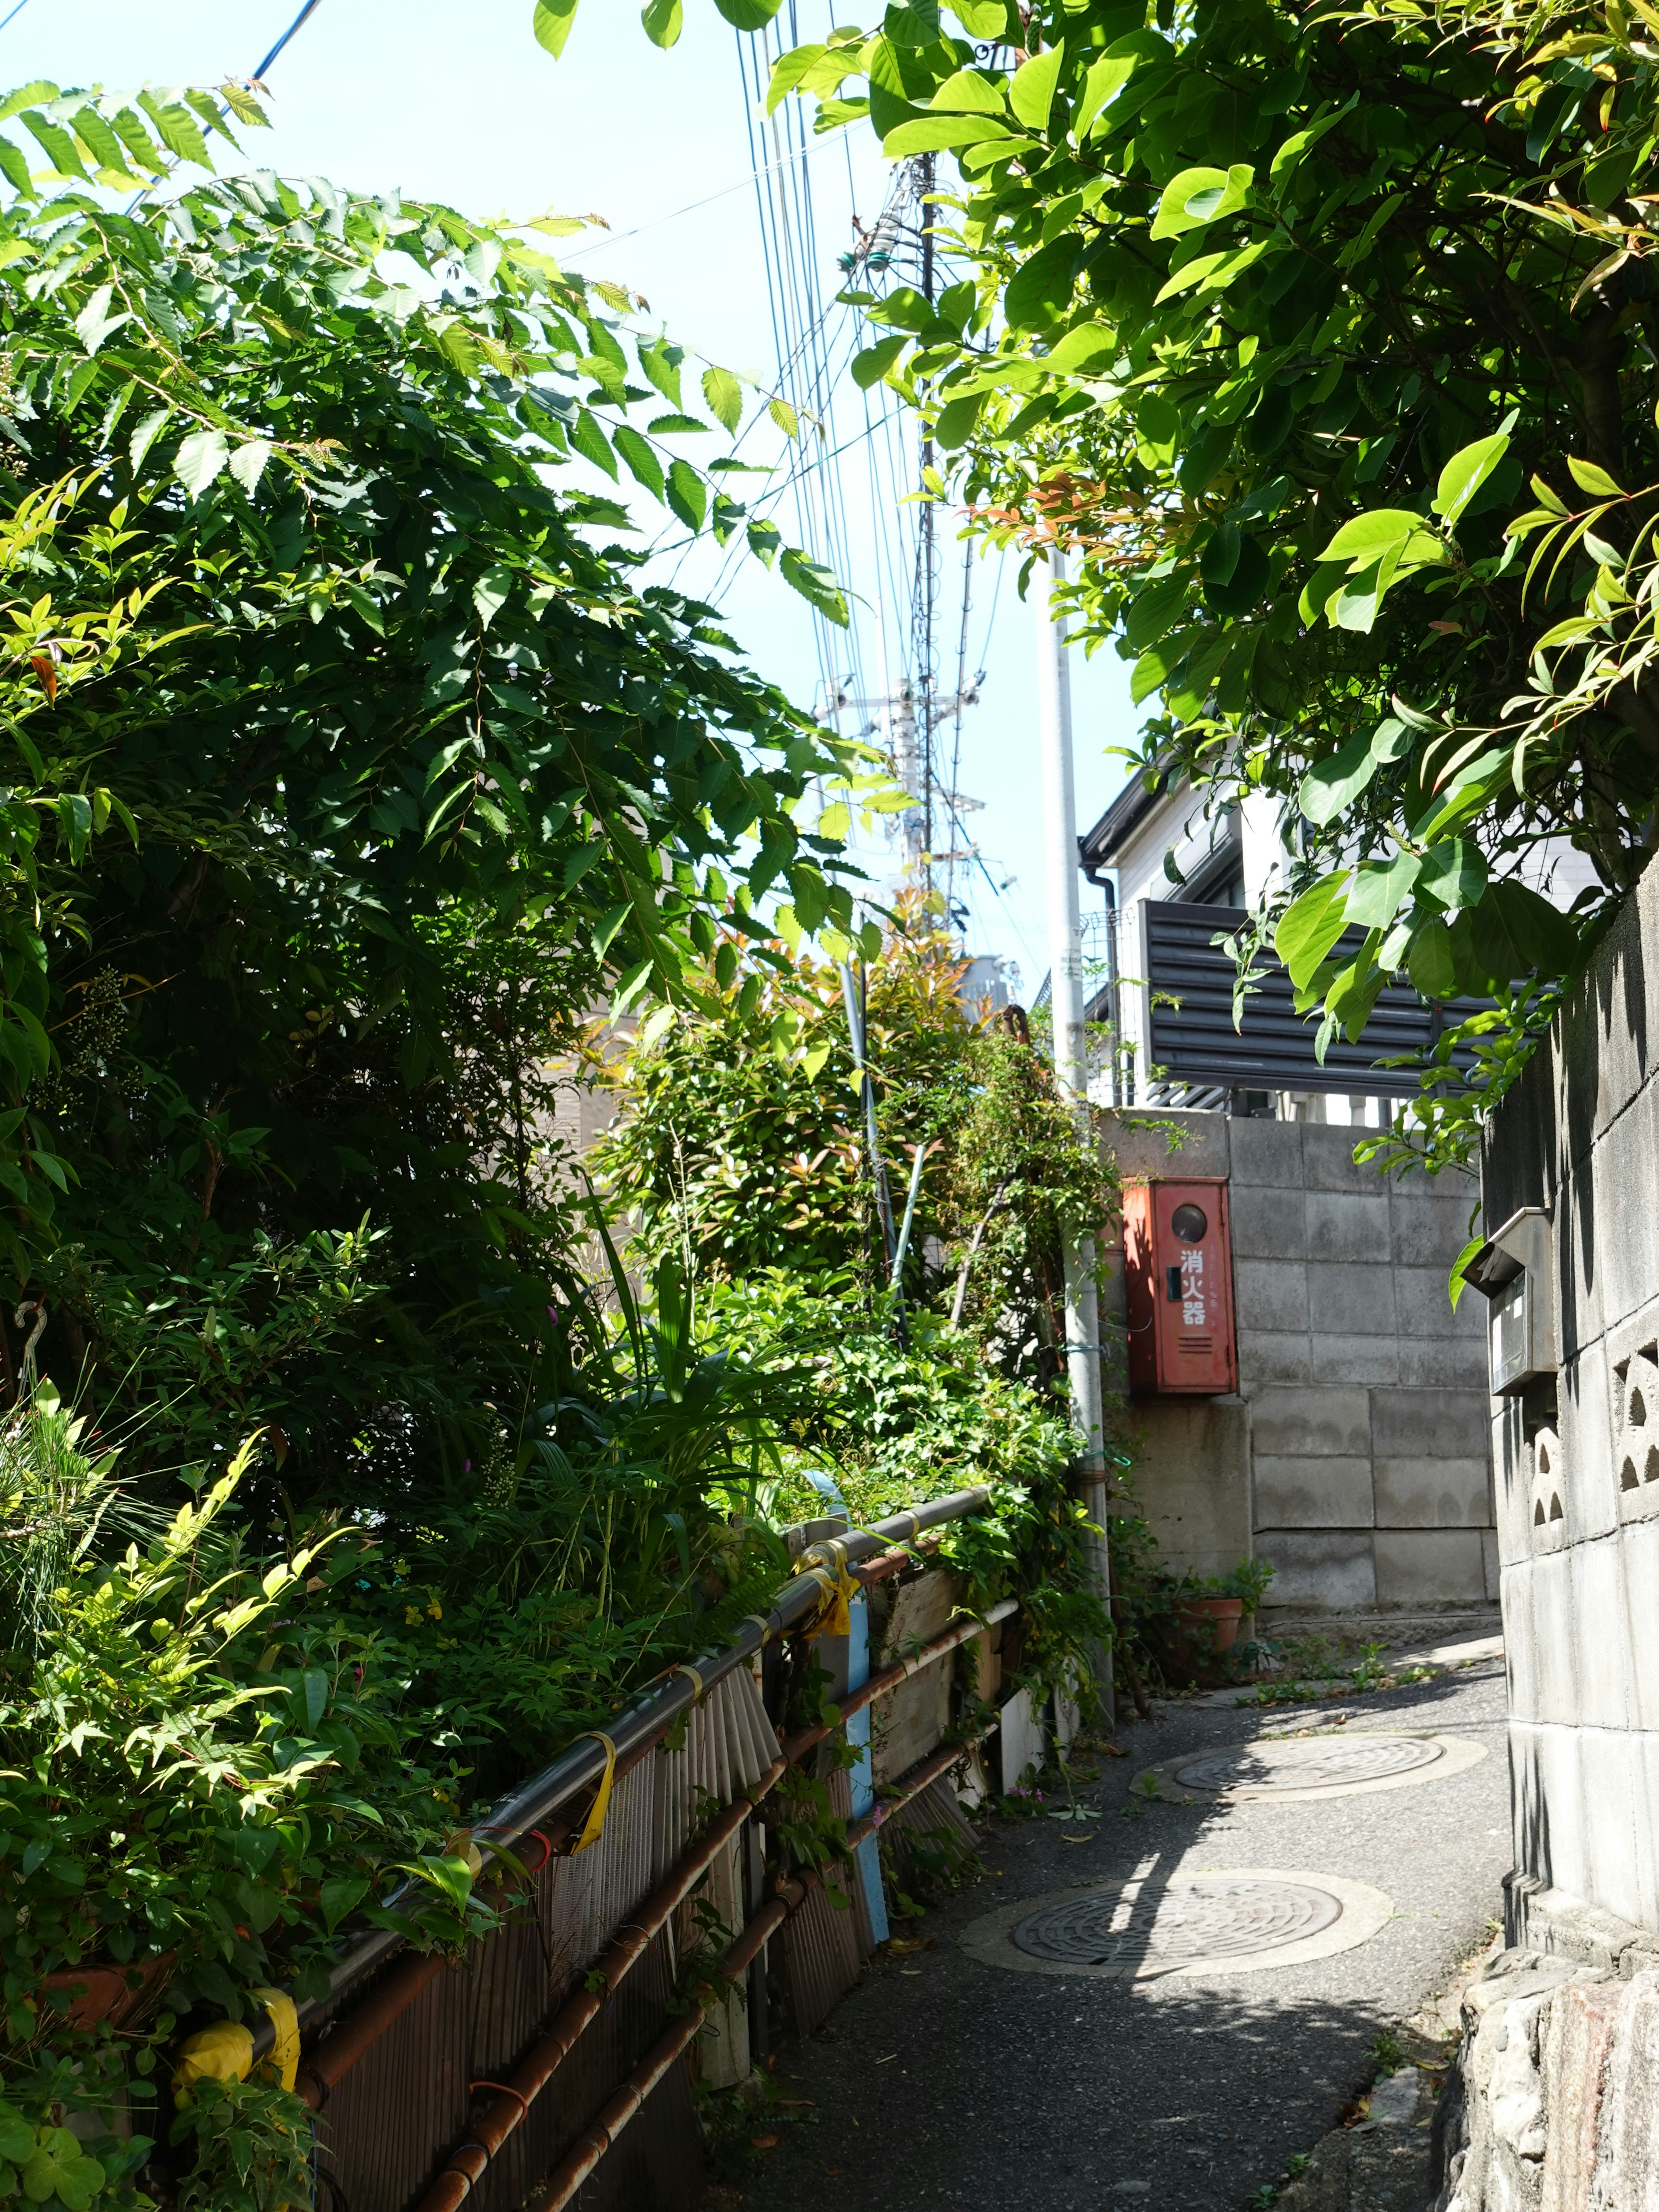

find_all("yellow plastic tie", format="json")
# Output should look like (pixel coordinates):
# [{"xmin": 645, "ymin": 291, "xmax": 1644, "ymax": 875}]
[
  {"xmin": 571, "ymin": 1731, "xmax": 618, "ymax": 1855},
  {"xmin": 675, "ymin": 1663, "xmax": 707, "ymax": 1704},
  {"xmin": 253, "ymin": 1986, "xmax": 300, "ymax": 2092},
  {"xmin": 172, "ymin": 2018, "xmax": 255, "ymax": 2105},
  {"xmin": 807, "ymin": 1555, "xmax": 858, "ymax": 1640},
  {"xmin": 741, "ymin": 1614, "xmax": 774, "ymax": 1648}
]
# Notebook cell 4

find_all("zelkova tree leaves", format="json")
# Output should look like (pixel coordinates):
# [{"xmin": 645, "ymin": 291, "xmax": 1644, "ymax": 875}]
[
  {"xmin": 535, "ymin": 0, "xmax": 784, "ymax": 55},
  {"xmin": 771, "ymin": 0, "xmax": 1659, "ymax": 1167},
  {"xmin": 0, "ymin": 85, "xmax": 861, "ymax": 1485}
]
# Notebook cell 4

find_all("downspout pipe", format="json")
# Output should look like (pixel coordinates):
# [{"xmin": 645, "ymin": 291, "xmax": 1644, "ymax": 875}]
[
  {"xmin": 248, "ymin": 1484, "xmax": 994, "ymax": 2059},
  {"xmin": 1079, "ymin": 855, "xmax": 1119, "ymax": 1110}
]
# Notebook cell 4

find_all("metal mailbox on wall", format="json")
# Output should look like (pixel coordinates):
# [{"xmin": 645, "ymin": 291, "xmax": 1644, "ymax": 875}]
[{"xmin": 1123, "ymin": 1178, "xmax": 1237, "ymax": 1395}]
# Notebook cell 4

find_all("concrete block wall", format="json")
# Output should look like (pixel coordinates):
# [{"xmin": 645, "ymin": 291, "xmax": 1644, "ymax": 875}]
[
  {"xmin": 1481, "ymin": 856, "xmax": 1659, "ymax": 1941},
  {"xmin": 1103, "ymin": 1109, "xmax": 1497, "ymax": 1615}
]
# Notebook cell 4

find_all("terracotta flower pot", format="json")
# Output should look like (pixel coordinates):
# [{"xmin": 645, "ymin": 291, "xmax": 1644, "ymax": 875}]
[
  {"xmin": 41, "ymin": 1951, "xmax": 173, "ymax": 2030},
  {"xmin": 1177, "ymin": 1595, "xmax": 1245, "ymax": 1653}
]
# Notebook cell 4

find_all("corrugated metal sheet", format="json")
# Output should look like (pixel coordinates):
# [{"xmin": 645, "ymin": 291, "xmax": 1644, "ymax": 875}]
[{"xmin": 1142, "ymin": 899, "xmax": 1487, "ymax": 1097}]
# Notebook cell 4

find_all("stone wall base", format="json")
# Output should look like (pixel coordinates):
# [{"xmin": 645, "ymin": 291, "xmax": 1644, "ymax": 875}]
[{"xmin": 1437, "ymin": 1913, "xmax": 1659, "ymax": 2212}]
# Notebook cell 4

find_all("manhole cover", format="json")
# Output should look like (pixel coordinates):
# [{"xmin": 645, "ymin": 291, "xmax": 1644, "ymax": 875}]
[
  {"xmin": 1011, "ymin": 1877, "xmax": 1342, "ymax": 1967},
  {"xmin": 1173, "ymin": 1735, "xmax": 1444, "ymax": 1795}
]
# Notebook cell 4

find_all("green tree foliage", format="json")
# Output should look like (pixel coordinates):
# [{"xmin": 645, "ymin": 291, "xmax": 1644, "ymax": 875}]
[
  {"xmin": 773, "ymin": 0, "xmax": 1659, "ymax": 1163},
  {"xmin": 533, "ymin": 0, "xmax": 784, "ymax": 60},
  {"xmin": 0, "ymin": 84, "xmax": 862, "ymax": 1488},
  {"xmin": 596, "ymin": 896, "xmax": 1119, "ymax": 1379}
]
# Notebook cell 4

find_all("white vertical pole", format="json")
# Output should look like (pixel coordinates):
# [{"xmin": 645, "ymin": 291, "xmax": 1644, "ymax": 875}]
[{"xmin": 1034, "ymin": 543, "xmax": 1113, "ymax": 1721}]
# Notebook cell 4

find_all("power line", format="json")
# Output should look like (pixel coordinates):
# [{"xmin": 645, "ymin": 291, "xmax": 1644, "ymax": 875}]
[
  {"xmin": 0, "ymin": 0, "xmax": 33, "ymax": 35},
  {"xmin": 251, "ymin": 0, "xmax": 325, "ymax": 83}
]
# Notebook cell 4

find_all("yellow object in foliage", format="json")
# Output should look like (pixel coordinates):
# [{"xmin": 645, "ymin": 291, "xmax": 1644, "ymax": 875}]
[
  {"xmin": 253, "ymin": 1987, "xmax": 300, "ymax": 2092},
  {"xmin": 800, "ymin": 1541, "xmax": 858, "ymax": 1638},
  {"xmin": 571, "ymin": 1730, "xmax": 617, "ymax": 1854},
  {"xmin": 172, "ymin": 1989, "xmax": 300, "ymax": 2104},
  {"xmin": 171, "ymin": 2018, "xmax": 255, "ymax": 2104}
]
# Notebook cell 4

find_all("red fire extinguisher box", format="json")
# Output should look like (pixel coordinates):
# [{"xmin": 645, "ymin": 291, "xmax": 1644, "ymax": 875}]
[{"xmin": 1122, "ymin": 1179, "xmax": 1237, "ymax": 1395}]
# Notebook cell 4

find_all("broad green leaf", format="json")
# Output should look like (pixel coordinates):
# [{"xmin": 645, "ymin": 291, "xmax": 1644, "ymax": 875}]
[
  {"xmin": 817, "ymin": 800, "xmax": 851, "ymax": 843},
  {"xmin": 73, "ymin": 281, "xmax": 127, "ymax": 355},
  {"xmin": 666, "ymin": 457, "xmax": 706, "ymax": 532},
  {"xmin": 0, "ymin": 137, "xmax": 33, "ymax": 197},
  {"xmin": 1149, "ymin": 163, "xmax": 1252, "ymax": 240},
  {"xmin": 1299, "ymin": 734, "xmax": 1378, "ymax": 826},
  {"xmin": 929, "ymin": 68, "xmax": 1006, "ymax": 115},
  {"xmin": 473, "ymin": 564, "xmax": 513, "ymax": 627},
  {"xmin": 1154, "ymin": 241, "xmax": 1267, "ymax": 305},
  {"xmin": 129, "ymin": 409, "xmax": 171, "ymax": 473},
  {"xmin": 702, "ymin": 365, "xmax": 743, "ymax": 432},
  {"xmin": 20, "ymin": 111, "xmax": 86, "ymax": 178},
  {"xmin": 228, "ymin": 438, "xmax": 271, "ymax": 494},
  {"xmin": 1410, "ymin": 915, "xmax": 1459, "ymax": 1000},
  {"xmin": 1276, "ymin": 872, "xmax": 1351, "ymax": 990},
  {"xmin": 174, "ymin": 427, "xmax": 229, "ymax": 499},
  {"xmin": 1076, "ymin": 54, "xmax": 1136, "ymax": 138},
  {"xmin": 1004, "ymin": 234, "xmax": 1079, "ymax": 332},
  {"xmin": 321, "ymin": 1875, "xmax": 369, "ymax": 1932},
  {"xmin": 780, "ymin": 545, "xmax": 849, "ymax": 626},
  {"xmin": 944, "ymin": 0, "xmax": 1010, "ymax": 29},
  {"xmin": 1130, "ymin": 628, "xmax": 1197, "ymax": 706},
  {"xmin": 769, "ymin": 397, "xmax": 799, "ymax": 440},
  {"xmin": 1566, "ymin": 454, "xmax": 1624, "ymax": 498},
  {"xmin": 1417, "ymin": 839, "xmax": 1487, "ymax": 910},
  {"xmin": 1344, "ymin": 850, "xmax": 1421, "ymax": 931},
  {"xmin": 137, "ymin": 92, "xmax": 210, "ymax": 168},
  {"xmin": 1269, "ymin": 97, "xmax": 1356, "ymax": 181},
  {"xmin": 637, "ymin": 340, "xmax": 683, "ymax": 410},
  {"xmin": 533, "ymin": 0, "xmax": 581, "ymax": 55},
  {"xmin": 1447, "ymin": 1232, "xmax": 1485, "ymax": 1311},
  {"xmin": 852, "ymin": 335, "xmax": 908, "ymax": 388},
  {"xmin": 613, "ymin": 423, "xmax": 665, "ymax": 500},
  {"xmin": 569, "ymin": 408, "xmax": 617, "ymax": 479},
  {"xmin": 768, "ymin": 42, "xmax": 828, "ymax": 114},
  {"xmin": 1040, "ymin": 323, "xmax": 1115, "ymax": 373},
  {"xmin": 1433, "ymin": 429, "xmax": 1511, "ymax": 528},
  {"xmin": 1468, "ymin": 880, "xmax": 1580, "ymax": 985},
  {"xmin": 883, "ymin": 113, "xmax": 1016, "ymax": 155},
  {"xmin": 1008, "ymin": 41, "xmax": 1065, "ymax": 131},
  {"xmin": 642, "ymin": 0, "xmax": 683, "ymax": 44},
  {"xmin": 1318, "ymin": 509, "xmax": 1421, "ymax": 565},
  {"xmin": 0, "ymin": 82, "xmax": 57, "ymax": 125},
  {"xmin": 712, "ymin": 0, "xmax": 785, "ymax": 24}
]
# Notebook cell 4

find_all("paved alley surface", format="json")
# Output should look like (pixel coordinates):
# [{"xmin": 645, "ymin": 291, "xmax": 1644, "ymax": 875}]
[{"xmin": 730, "ymin": 1656, "xmax": 1507, "ymax": 2212}]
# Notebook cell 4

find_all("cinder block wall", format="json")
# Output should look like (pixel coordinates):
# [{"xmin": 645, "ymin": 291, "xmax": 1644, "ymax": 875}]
[
  {"xmin": 1482, "ymin": 858, "xmax": 1659, "ymax": 1940},
  {"xmin": 1103, "ymin": 1109, "xmax": 1497, "ymax": 1614}
]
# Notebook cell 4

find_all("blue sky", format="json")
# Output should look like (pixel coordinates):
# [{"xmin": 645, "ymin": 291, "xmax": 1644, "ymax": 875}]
[{"xmin": 2, "ymin": 0, "xmax": 1143, "ymax": 991}]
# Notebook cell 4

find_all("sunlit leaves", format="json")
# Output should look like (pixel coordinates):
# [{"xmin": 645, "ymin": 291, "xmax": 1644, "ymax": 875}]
[
  {"xmin": 701, "ymin": 364, "xmax": 743, "ymax": 432},
  {"xmin": 533, "ymin": 0, "xmax": 582, "ymax": 55}
]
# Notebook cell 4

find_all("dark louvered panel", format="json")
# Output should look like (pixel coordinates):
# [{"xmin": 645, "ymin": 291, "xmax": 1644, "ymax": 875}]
[{"xmin": 1142, "ymin": 901, "xmax": 1487, "ymax": 1098}]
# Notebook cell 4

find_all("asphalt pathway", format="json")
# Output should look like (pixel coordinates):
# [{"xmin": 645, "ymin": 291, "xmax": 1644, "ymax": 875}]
[{"xmin": 728, "ymin": 1655, "xmax": 1508, "ymax": 2212}]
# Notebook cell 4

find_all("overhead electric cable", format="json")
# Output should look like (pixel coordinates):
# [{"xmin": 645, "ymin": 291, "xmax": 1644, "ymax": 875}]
[
  {"xmin": 251, "ymin": 0, "xmax": 325, "ymax": 83},
  {"xmin": 0, "ymin": 0, "xmax": 34, "ymax": 35}
]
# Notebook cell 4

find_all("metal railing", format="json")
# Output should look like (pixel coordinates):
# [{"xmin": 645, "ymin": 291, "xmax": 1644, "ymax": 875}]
[{"xmin": 172, "ymin": 1484, "xmax": 1056, "ymax": 2212}]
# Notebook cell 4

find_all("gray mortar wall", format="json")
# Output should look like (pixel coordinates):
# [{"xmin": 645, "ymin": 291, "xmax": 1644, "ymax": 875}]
[
  {"xmin": 1480, "ymin": 856, "xmax": 1659, "ymax": 1941},
  {"xmin": 1102, "ymin": 1109, "xmax": 1497, "ymax": 1614}
]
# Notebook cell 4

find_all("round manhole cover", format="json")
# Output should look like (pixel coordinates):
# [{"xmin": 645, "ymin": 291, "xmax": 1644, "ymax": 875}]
[
  {"xmin": 1173, "ymin": 1735, "xmax": 1444, "ymax": 1796},
  {"xmin": 1011, "ymin": 1877, "xmax": 1342, "ymax": 1967}
]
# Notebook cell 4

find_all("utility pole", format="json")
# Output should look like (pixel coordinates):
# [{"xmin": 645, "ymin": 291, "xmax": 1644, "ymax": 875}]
[
  {"xmin": 1034, "ymin": 543, "xmax": 1114, "ymax": 1725},
  {"xmin": 913, "ymin": 152, "xmax": 938, "ymax": 896}
]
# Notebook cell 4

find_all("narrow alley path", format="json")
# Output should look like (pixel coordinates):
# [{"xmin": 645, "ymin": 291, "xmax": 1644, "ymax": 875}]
[{"xmin": 728, "ymin": 1653, "xmax": 1508, "ymax": 2212}]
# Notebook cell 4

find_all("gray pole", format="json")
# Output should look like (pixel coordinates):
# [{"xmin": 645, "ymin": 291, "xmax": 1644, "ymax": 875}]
[{"xmin": 1034, "ymin": 543, "xmax": 1113, "ymax": 1723}]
